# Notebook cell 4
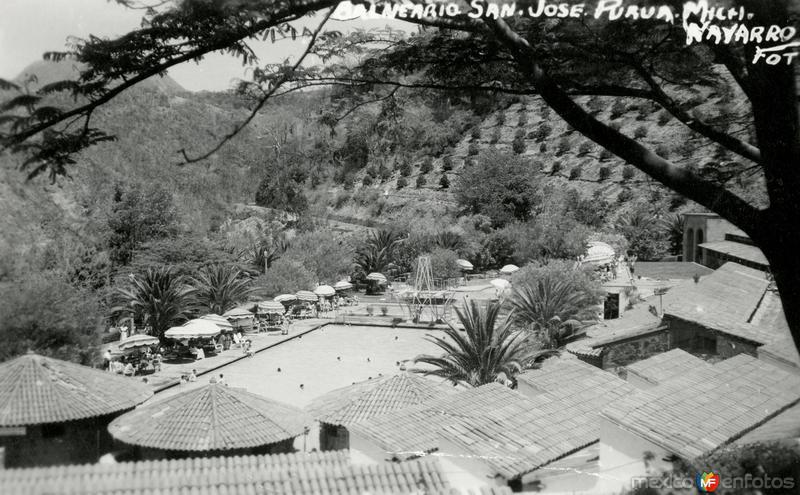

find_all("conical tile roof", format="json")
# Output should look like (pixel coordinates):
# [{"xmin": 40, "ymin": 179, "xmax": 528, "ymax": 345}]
[
  {"xmin": 0, "ymin": 353, "xmax": 153, "ymax": 426},
  {"xmin": 306, "ymin": 372, "xmax": 457, "ymax": 426},
  {"xmin": 108, "ymin": 383, "xmax": 310, "ymax": 451}
]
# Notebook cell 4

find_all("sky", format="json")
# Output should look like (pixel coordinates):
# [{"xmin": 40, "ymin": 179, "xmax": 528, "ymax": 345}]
[{"xmin": 0, "ymin": 0, "xmax": 412, "ymax": 92}]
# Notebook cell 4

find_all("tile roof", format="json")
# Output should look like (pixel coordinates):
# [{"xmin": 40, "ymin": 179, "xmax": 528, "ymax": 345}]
[
  {"xmin": 663, "ymin": 262, "xmax": 774, "ymax": 344},
  {"xmin": 750, "ymin": 290, "xmax": 800, "ymax": 367},
  {"xmin": 354, "ymin": 364, "xmax": 632, "ymax": 481},
  {"xmin": 634, "ymin": 262, "xmax": 714, "ymax": 280},
  {"xmin": 735, "ymin": 402, "xmax": 800, "ymax": 445},
  {"xmin": 601, "ymin": 354, "xmax": 800, "ymax": 459},
  {"xmin": 0, "ymin": 450, "xmax": 453, "ymax": 495},
  {"xmin": 0, "ymin": 353, "xmax": 153, "ymax": 426},
  {"xmin": 625, "ymin": 349, "xmax": 711, "ymax": 386},
  {"xmin": 699, "ymin": 240, "xmax": 768, "ymax": 267},
  {"xmin": 307, "ymin": 372, "xmax": 458, "ymax": 426},
  {"xmin": 108, "ymin": 383, "xmax": 310, "ymax": 451}
]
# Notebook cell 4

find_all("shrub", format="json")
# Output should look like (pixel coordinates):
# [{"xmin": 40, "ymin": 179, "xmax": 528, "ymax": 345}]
[
  {"xmin": 396, "ymin": 177, "xmax": 408, "ymax": 189},
  {"xmin": 490, "ymin": 128, "xmax": 501, "ymax": 144},
  {"xmin": 622, "ymin": 165, "xmax": 636, "ymax": 181},
  {"xmin": 655, "ymin": 144, "xmax": 670, "ymax": 159},
  {"xmin": 569, "ymin": 165, "xmax": 583, "ymax": 180},
  {"xmin": 468, "ymin": 143, "xmax": 480, "ymax": 156},
  {"xmin": 442, "ymin": 156, "xmax": 454, "ymax": 171},
  {"xmin": 415, "ymin": 175, "xmax": 427, "ymax": 188},
  {"xmin": 420, "ymin": 157, "xmax": 434, "ymax": 173},
  {"xmin": 439, "ymin": 174, "xmax": 450, "ymax": 189},
  {"xmin": 610, "ymin": 100, "xmax": 627, "ymax": 119},
  {"xmin": 633, "ymin": 125, "xmax": 648, "ymax": 139},
  {"xmin": 657, "ymin": 110, "xmax": 672, "ymax": 126},
  {"xmin": 380, "ymin": 305, "xmax": 389, "ymax": 316},
  {"xmin": 636, "ymin": 103, "xmax": 653, "ymax": 121},
  {"xmin": 471, "ymin": 126, "xmax": 482, "ymax": 140},
  {"xmin": 539, "ymin": 142, "xmax": 547, "ymax": 153},
  {"xmin": 496, "ymin": 112, "xmax": 506, "ymax": 125},
  {"xmin": 399, "ymin": 161, "xmax": 412, "ymax": 177},
  {"xmin": 366, "ymin": 166, "xmax": 378, "ymax": 178},
  {"xmin": 550, "ymin": 161, "xmax": 563, "ymax": 175},
  {"xmin": 391, "ymin": 317, "xmax": 404, "ymax": 326},
  {"xmin": 577, "ymin": 142, "xmax": 593, "ymax": 156},
  {"xmin": 617, "ymin": 188, "xmax": 634, "ymax": 203},
  {"xmin": 512, "ymin": 136, "xmax": 526, "ymax": 154},
  {"xmin": 599, "ymin": 149, "xmax": 613, "ymax": 161},
  {"xmin": 555, "ymin": 138, "xmax": 570, "ymax": 157},
  {"xmin": 540, "ymin": 106, "xmax": 551, "ymax": 119},
  {"xmin": 378, "ymin": 164, "xmax": 392, "ymax": 181},
  {"xmin": 362, "ymin": 175, "xmax": 374, "ymax": 186},
  {"xmin": 609, "ymin": 121, "xmax": 622, "ymax": 131},
  {"xmin": 517, "ymin": 113, "xmax": 528, "ymax": 126},
  {"xmin": 366, "ymin": 305, "xmax": 375, "ymax": 316},
  {"xmin": 587, "ymin": 96, "xmax": 604, "ymax": 115},
  {"xmin": 598, "ymin": 166, "xmax": 612, "ymax": 181},
  {"xmin": 333, "ymin": 191, "xmax": 350, "ymax": 209},
  {"xmin": 530, "ymin": 123, "xmax": 552, "ymax": 142}
]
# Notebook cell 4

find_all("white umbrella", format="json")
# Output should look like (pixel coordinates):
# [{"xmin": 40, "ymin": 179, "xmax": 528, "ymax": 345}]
[
  {"xmin": 314, "ymin": 285, "xmax": 336, "ymax": 297},
  {"xmin": 490, "ymin": 278, "xmax": 511, "ymax": 289},
  {"xmin": 257, "ymin": 300, "xmax": 285, "ymax": 314},
  {"xmin": 295, "ymin": 290, "xmax": 319, "ymax": 302},
  {"xmin": 199, "ymin": 314, "xmax": 234, "ymax": 331},
  {"xmin": 274, "ymin": 294, "xmax": 297, "ymax": 303},
  {"xmin": 223, "ymin": 306, "xmax": 255, "ymax": 320},
  {"xmin": 366, "ymin": 272, "xmax": 387, "ymax": 284},
  {"xmin": 584, "ymin": 241, "xmax": 616, "ymax": 265},
  {"xmin": 499, "ymin": 264, "xmax": 520, "ymax": 274},
  {"xmin": 334, "ymin": 280, "xmax": 353, "ymax": 291},
  {"xmin": 456, "ymin": 259, "xmax": 473, "ymax": 271},
  {"xmin": 165, "ymin": 319, "xmax": 221, "ymax": 340},
  {"xmin": 117, "ymin": 334, "xmax": 159, "ymax": 351}
]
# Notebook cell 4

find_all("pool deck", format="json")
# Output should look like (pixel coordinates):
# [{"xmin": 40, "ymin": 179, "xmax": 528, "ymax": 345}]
[{"xmin": 143, "ymin": 318, "xmax": 330, "ymax": 392}]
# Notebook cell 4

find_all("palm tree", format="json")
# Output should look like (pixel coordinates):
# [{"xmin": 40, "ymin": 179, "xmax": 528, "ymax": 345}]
[
  {"xmin": 192, "ymin": 264, "xmax": 257, "ymax": 315},
  {"xmin": 248, "ymin": 237, "xmax": 289, "ymax": 274},
  {"xmin": 507, "ymin": 276, "xmax": 600, "ymax": 349},
  {"xmin": 353, "ymin": 229, "xmax": 404, "ymax": 275},
  {"xmin": 412, "ymin": 300, "xmax": 556, "ymax": 387},
  {"xmin": 112, "ymin": 267, "xmax": 196, "ymax": 341},
  {"xmin": 659, "ymin": 213, "xmax": 685, "ymax": 257}
]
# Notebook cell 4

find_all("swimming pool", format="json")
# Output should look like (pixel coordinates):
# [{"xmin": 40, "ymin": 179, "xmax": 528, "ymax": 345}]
[{"xmin": 155, "ymin": 324, "xmax": 449, "ymax": 450}]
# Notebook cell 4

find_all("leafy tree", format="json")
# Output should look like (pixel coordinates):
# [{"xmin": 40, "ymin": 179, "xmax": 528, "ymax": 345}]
[
  {"xmin": 439, "ymin": 174, "xmax": 450, "ymax": 189},
  {"xmin": 633, "ymin": 125, "xmax": 648, "ymax": 139},
  {"xmin": 396, "ymin": 176, "xmax": 408, "ymax": 189},
  {"xmin": 598, "ymin": 166, "xmax": 612, "ymax": 181},
  {"xmin": 412, "ymin": 300, "xmax": 556, "ymax": 387},
  {"xmin": 361, "ymin": 174, "xmax": 373, "ymax": 186},
  {"xmin": 511, "ymin": 135, "xmax": 526, "ymax": 154},
  {"xmin": 420, "ymin": 156, "xmax": 434, "ymax": 174},
  {"xmin": 616, "ymin": 206, "xmax": 670, "ymax": 261},
  {"xmin": 508, "ymin": 262, "xmax": 603, "ymax": 349},
  {"xmin": 569, "ymin": 165, "xmax": 582, "ymax": 180},
  {"xmin": 415, "ymin": 175, "xmax": 426, "ymax": 188},
  {"xmin": 191, "ymin": 265, "xmax": 256, "ymax": 315},
  {"xmin": 467, "ymin": 143, "xmax": 479, "ymax": 156},
  {"xmin": 454, "ymin": 149, "xmax": 539, "ymax": 227},
  {"xmin": 412, "ymin": 248, "xmax": 461, "ymax": 282},
  {"xmin": 107, "ymin": 182, "xmax": 178, "ymax": 266},
  {"xmin": 284, "ymin": 229, "xmax": 354, "ymax": 282},
  {"xmin": 442, "ymin": 156, "xmax": 453, "ymax": 171},
  {"xmin": 622, "ymin": 165, "xmax": 636, "ymax": 181},
  {"xmin": 252, "ymin": 258, "xmax": 316, "ymax": 297},
  {"xmin": 399, "ymin": 161, "xmax": 412, "ymax": 177},
  {"xmin": 3, "ymin": 0, "xmax": 799, "ymax": 351},
  {"xmin": 470, "ymin": 126, "xmax": 482, "ymax": 140},
  {"xmin": 0, "ymin": 272, "xmax": 104, "ymax": 365},
  {"xmin": 111, "ymin": 267, "xmax": 196, "ymax": 342},
  {"xmin": 254, "ymin": 167, "xmax": 308, "ymax": 215},
  {"xmin": 129, "ymin": 235, "xmax": 243, "ymax": 279}
]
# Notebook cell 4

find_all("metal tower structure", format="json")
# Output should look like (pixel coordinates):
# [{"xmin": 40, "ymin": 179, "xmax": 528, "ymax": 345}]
[{"xmin": 396, "ymin": 256, "xmax": 455, "ymax": 324}]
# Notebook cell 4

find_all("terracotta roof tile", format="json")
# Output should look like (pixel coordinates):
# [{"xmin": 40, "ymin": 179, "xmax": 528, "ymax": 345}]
[
  {"xmin": 306, "ymin": 372, "xmax": 457, "ymax": 426},
  {"xmin": 601, "ymin": 354, "xmax": 800, "ymax": 459},
  {"xmin": 0, "ymin": 353, "xmax": 153, "ymax": 426},
  {"xmin": 108, "ymin": 383, "xmax": 309, "ymax": 451},
  {"xmin": 625, "ymin": 349, "xmax": 711, "ymax": 386},
  {"xmin": 699, "ymin": 241, "xmax": 768, "ymax": 267},
  {"xmin": 0, "ymin": 451, "xmax": 452, "ymax": 495},
  {"xmin": 634, "ymin": 262, "xmax": 714, "ymax": 280},
  {"xmin": 353, "ymin": 369, "xmax": 630, "ymax": 480}
]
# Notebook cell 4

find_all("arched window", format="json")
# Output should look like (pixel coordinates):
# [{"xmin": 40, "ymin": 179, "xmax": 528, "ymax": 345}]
[
  {"xmin": 696, "ymin": 229, "xmax": 704, "ymax": 263},
  {"xmin": 686, "ymin": 228, "xmax": 695, "ymax": 262}
]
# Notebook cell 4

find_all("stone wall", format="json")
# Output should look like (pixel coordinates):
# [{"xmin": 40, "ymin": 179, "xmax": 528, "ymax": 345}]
[{"xmin": 602, "ymin": 331, "xmax": 670, "ymax": 370}]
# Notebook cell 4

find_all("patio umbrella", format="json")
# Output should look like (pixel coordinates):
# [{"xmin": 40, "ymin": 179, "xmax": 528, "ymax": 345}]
[
  {"xmin": 117, "ymin": 334, "xmax": 159, "ymax": 352},
  {"xmin": 295, "ymin": 290, "xmax": 318, "ymax": 302},
  {"xmin": 499, "ymin": 264, "xmax": 520, "ymax": 274},
  {"xmin": 223, "ymin": 306, "xmax": 255, "ymax": 320},
  {"xmin": 314, "ymin": 285, "xmax": 336, "ymax": 297},
  {"xmin": 165, "ymin": 319, "xmax": 221, "ymax": 340},
  {"xmin": 456, "ymin": 259, "xmax": 473, "ymax": 271},
  {"xmin": 257, "ymin": 300, "xmax": 285, "ymax": 314},
  {"xmin": 274, "ymin": 294, "xmax": 297, "ymax": 303},
  {"xmin": 584, "ymin": 241, "xmax": 616, "ymax": 265},
  {"xmin": 334, "ymin": 280, "xmax": 353, "ymax": 291},
  {"xmin": 199, "ymin": 314, "xmax": 234, "ymax": 331},
  {"xmin": 366, "ymin": 272, "xmax": 387, "ymax": 284},
  {"xmin": 490, "ymin": 278, "xmax": 511, "ymax": 289}
]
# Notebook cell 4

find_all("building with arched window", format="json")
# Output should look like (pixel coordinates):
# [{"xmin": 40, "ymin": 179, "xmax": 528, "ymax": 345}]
[{"xmin": 682, "ymin": 213, "xmax": 768, "ymax": 271}]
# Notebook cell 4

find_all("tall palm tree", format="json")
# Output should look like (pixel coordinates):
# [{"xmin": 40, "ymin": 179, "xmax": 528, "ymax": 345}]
[
  {"xmin": 507, "ymin": 276, "xmax": 600, "ymax": 349},
  {"xmin": 112, "ymin": 267, "xmax": 196, "ymax": 341},
  {"xmin": 192, "ymin": 264, "xmax": 257, "ymax": 315},
  {"xmin": 659, "ymin": 213, "xmax": 685, "ymax": 257},
  {"xmin": 413, "ymin": 300, "xmax": 556, "ymax": 387},
  {"xmin": 353, "ymin": 229, "xmax": 404, "ymax": 275},
  {"xmin": 248, "ymin": 237, "xmax": 289, "ymax": 274}
]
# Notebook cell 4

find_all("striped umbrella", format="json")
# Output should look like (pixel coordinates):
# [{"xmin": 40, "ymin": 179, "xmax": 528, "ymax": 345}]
[
  {"xmin": 499, "ymin": 264, "xmax": 520, "ymax": 274},
  {"xmin": 295, "ymin": 290, "xmax": 319, "ymax": 302},
  {"xmin": 118, "ymin": 334, "xmax": 159, "ymax": 351},
  {"xmin": 456, "ymin": 259, "xmax": 473, "ymax": 271},
  {"xmin": 165, "ymin": 319, "xmax": 221, "ymax": 340},
  {"xmin": 366, "ymin": 272, "xmax": 388, "ymax": 284},
  {"xmin": 274, "ymin": 294, "xmax": 297, "ymax": 303},
  {"xmin": 199, "ymin": 314, "xmax": 234, "ymax": 331},
  {"xmin": 334, "ymin": 280, "xmax": 353, "ymax": 291},
  {"xmin": 257, "ymin": 300, "xmax": 285, "ymax": 314},
  {"xmin": 223, "ymin": 306, "xmax": 255, "ymax": 320}
]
